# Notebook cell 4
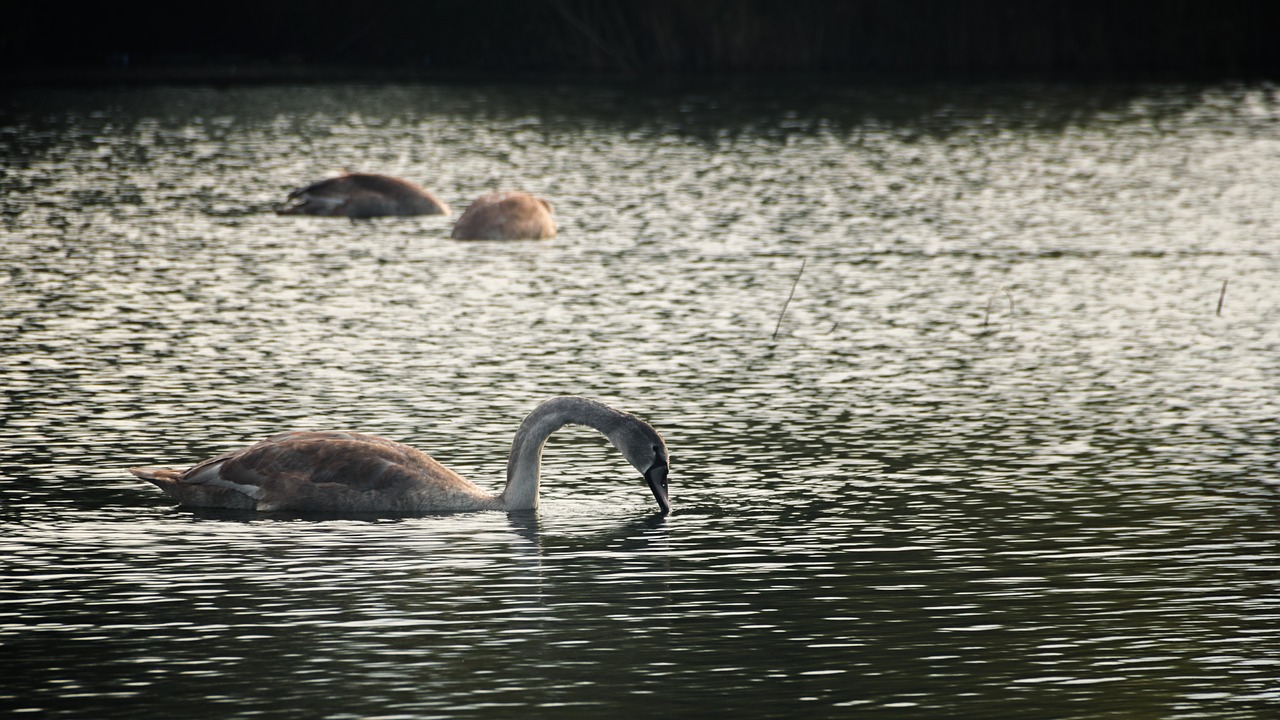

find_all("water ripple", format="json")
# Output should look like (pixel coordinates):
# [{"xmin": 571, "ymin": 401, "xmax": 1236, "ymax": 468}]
[{"xmin": 1, "ymin": 82, "xmax": 1278, "ymax": 719}]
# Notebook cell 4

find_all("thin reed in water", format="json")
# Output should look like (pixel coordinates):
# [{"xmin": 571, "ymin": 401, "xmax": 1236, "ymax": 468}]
[{"xmin": 773, "ymin": 258, "xmax": 806, "ymax": 340}]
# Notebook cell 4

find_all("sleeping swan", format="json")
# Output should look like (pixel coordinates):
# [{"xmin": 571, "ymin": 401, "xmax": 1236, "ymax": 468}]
[
  {"xmin": 276, "ymin": 172, "xmax": 451, "ymax": 218},
  {"xmin": 450, "ymin": 191, "xmax": 556, "ymax": 240},
  {"xmin": 129, "ymin": 397, "xmax": 670, "ymax": 514}
]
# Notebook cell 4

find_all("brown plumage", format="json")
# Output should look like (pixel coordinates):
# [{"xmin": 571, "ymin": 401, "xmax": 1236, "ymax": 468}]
[
  {"xmin": 130, "ymin": 431, "xmax": 495, "ymax": 513},
  {"xmin": 450, "ymin": 191, "xmax": 556, "ymax": 240},
  {"xmin": 276, "ymin": 173, "xmax": 451, "ymax": 218},
  {"xmin": 129, "ymin": 397, "xmax": 671, "ymax": 515}
]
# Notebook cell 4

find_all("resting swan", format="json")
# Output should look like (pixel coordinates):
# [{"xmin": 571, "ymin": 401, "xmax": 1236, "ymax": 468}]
[
  {"xmin": 129, "ymin": 397, "xmax": 670, "ymax": 514},
  {"xmin": 450, "ymin": 191, "xmax": 556, "ymax": 240},
  {"xmin": 276, "ymin": 172, "xmax": 451, "ymax": 218}
]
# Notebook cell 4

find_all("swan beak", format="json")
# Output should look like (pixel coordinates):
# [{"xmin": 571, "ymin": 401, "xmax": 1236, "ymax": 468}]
[{"xmin": 644, "ymin": 463, "xmax": 670, "ymax": 514}]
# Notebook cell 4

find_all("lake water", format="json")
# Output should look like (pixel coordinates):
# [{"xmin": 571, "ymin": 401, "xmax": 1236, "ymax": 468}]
[{"xmin": 2, "ymin": 80, "xmax": 1278, "ymax": 719}]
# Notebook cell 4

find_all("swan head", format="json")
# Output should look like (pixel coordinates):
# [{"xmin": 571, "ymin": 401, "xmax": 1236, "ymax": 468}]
[{"xmin": 610, "ymin": 419, "xmax": 671, "ymax": 515}]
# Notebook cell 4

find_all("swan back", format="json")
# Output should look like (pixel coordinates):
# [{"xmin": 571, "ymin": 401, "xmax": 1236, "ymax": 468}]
[
  {"xmin": 450, "ymin": 191, "xmax": 556, "ymax": 240},
  {"xmin": 131, "ymin": 431, "xmax": 498, "ymax": 513},
  {"xmin": 277, "ymin": 173, "xmax": 451, "ymax": 218}
]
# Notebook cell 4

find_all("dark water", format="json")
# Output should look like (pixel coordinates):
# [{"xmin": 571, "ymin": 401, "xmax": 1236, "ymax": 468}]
[{"xmin": 2, "ymin": 81, "xmax": 1278, "ymax": 719}]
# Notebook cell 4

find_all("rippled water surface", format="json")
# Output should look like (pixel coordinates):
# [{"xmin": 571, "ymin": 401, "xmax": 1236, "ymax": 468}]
[{"xmin": 2, "ymin": 81, "xmax": 1278, "ymax": 718}]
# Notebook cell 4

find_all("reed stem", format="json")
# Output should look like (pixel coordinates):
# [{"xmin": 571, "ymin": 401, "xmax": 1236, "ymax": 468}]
[
  {"xmin": 773, "ymin": 258, "xmax": 806, "ymax": 340},
  {"xmin": 984, "ymin": 287, "xmax": 1015, "ymax": 328}
]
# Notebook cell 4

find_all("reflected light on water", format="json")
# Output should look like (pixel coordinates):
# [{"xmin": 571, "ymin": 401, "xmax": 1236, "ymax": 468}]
[{"xmin": 1, "ymin": 81, "xmax": 1278, "ymax": 719}]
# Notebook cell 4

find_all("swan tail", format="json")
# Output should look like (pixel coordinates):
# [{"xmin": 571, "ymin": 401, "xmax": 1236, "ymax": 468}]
[
  {"xmin": 128, "ymin": 467, "xmax": 257, "ymax": 509},
  {"xmin": 129, "ymin": 466, "xmax": 182, "ymax": 483}
]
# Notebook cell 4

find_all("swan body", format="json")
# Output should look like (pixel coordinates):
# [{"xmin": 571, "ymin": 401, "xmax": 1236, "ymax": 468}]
[
  {"xmin": 450, "ymin": 191, "xmax": 556, "ymax": 240},
  {"xmin": 129, "ymin": 397, "xmax": 670, "ymax": 514},
  {"xmin": 277, "ymin": 173, "xmax": 451, "ymax": 218}
]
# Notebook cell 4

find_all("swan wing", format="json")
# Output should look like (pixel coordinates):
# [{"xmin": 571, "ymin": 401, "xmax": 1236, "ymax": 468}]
[{"xmin": 134, "ymin": 431, "xmax": 492, "ymax": 513}]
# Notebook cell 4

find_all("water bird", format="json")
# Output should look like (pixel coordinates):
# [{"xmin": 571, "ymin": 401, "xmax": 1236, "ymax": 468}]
[
  {"xmin": 276, "ymin": 172, "xmax": 451, "ymax": 218},
  {"xmin": 450, "ymin": 191, "xmax": 557, "ymax": 240},
  {"xmin": 129, "ymin": 397, "xmax": 670, "ymax": 514}
]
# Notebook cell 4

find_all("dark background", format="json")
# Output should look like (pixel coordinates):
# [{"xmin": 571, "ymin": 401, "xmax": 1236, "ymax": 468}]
[{"xmin": 4, "ymin": 0, "xmax": 1279, "ymax": 84}]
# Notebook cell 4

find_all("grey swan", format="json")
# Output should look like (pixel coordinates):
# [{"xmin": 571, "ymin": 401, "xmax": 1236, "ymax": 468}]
[
  {"xmin": 129, "ymin": 397, "xmax": 670, "ymax": 514},
  {"xmin": 450, "ymin": 191, "xmax": 556, "ymax": 240},
  {"xmin": 276, "ymin": 172, "xmax": 451, "ymax": 218}
]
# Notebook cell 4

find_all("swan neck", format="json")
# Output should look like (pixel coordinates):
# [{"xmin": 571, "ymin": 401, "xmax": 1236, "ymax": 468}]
[{"xmin": 500, "ymin": 397, "xmax": 625, "ymax": 511}]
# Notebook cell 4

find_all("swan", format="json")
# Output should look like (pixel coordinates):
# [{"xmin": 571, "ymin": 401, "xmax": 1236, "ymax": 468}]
[
  {"xmin": 450, "ymin": 191, "xmax": 556, "ymax": 240},
  {"xmin": 276, "ymin": 172, "xmax": 451, "ymax": 218},
  {"xmin": 128, "ymin": 397, "xmax": 670, "ymax": 514}
]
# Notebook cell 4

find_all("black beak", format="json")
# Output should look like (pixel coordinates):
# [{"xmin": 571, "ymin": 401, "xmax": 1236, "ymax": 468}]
[{"xmin": 644, "ymin": 463, "xmax": 670, "ymax": 514}]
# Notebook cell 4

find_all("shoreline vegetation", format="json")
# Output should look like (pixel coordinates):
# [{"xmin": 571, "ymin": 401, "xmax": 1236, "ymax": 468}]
[{"xmin": 4, "ymin": 1, "xmax": 1279, "ymax": 86}]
